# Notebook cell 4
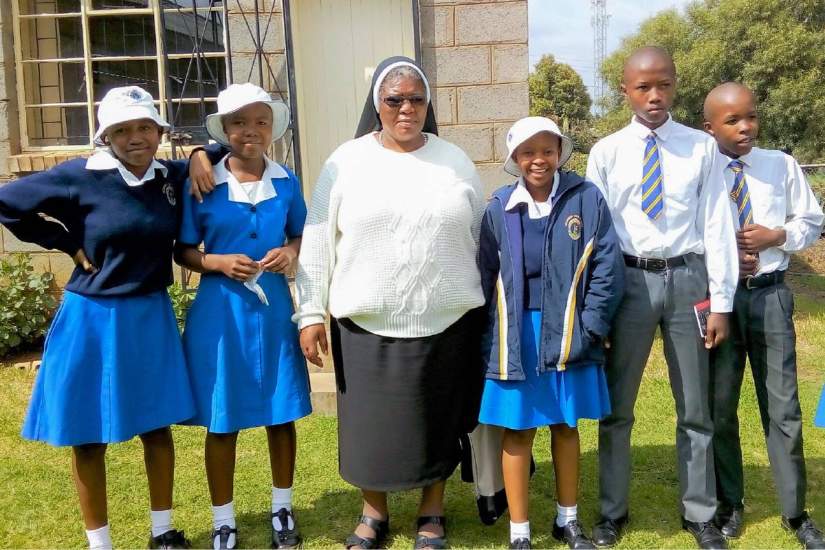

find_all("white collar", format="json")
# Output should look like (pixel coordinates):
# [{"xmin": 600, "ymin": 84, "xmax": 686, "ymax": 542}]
[
  {"xmin": 213, "ymin": 154, "xmax": 289, "ymax": 205},
  {"xmin": 86, "ymin": 149, "xmax": 168, "ymax": 187},
  {"xmin": 505, "ymin": 172, "xmax": 559, "ymax": 219},
  {"xmin": 628, "ymin": 114, "xmax": 674, "ymax": 142}
]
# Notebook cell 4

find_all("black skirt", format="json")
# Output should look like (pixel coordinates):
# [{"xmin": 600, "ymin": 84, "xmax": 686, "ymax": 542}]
[{"xmin": 330, "ymin": 310, "xmax": 484, "ymax": 491}]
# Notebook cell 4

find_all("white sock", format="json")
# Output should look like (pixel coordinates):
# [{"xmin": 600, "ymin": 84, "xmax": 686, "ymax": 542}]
[
  {"xmin": 510, "ymin": 520, "xmax": 530, "ymax": 543},
  {"xmin": 272, "ymin": 486, "xmax": 293, "ymax": 512},
  {"xmin": 272, "ymin": 486, "xmax": 295, "ymax": 530},
  {"xmin": 212, "ymin": 501, "xmax": 236, "ymax": 529},
  {"xmin": 86, "ymin": 524, "xmax": 113, "ymax": 550},
  {"xmin": 211, "ymin": 502, "xmax": 236, "ymax": 550},
  {"xmin": 150, "ymin": 509, "xmax": 172, "ymax": 538},
  {"xmin": 556, "ymin": 504, "xmax": 578, "ymax": 527}
]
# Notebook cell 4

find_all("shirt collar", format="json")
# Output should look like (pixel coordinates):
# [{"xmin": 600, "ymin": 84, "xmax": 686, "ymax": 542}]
[
  {"xmin": 628, "ymin": 113, "xmax": 674, "ymax": 142},
  {"xmin": 718, "ymin": 148, "xmax": 753, "ymax": 169},
  {"xmin": 213, "ymin": 153, "xmax": 289, "ymax": 205},
  {"xmin": 504, "ymin": 172, "xmax": 560, "ymax": 217},
  {"xmin": 85, "ymin": 149, "xmax": 168, "ymax": 187}
]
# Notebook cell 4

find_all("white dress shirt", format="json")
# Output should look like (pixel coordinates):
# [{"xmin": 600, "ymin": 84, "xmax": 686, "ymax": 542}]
[
  {"xmin": 86, "ymin": 149, "xmax": 168, "ymax": 186},
  {"xmin": 504, "ymin": 173, "xmax": 560, "ymax": 219},
  {"xmin": 586, "ymin": 115, "xmax": 738, "ymax": 312},
  {"xmin": 719, "ymin": 147, "xmax": 824, "ymax": 276}
]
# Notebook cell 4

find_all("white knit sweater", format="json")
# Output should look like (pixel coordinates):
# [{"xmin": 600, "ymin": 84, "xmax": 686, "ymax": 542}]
[{"xmin": 293, "ymin": 132, "xmax": 485, "ymax": 338}]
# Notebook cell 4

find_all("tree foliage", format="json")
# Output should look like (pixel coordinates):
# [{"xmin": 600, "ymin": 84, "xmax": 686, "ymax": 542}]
[
  {"xmin": 529, "ymin": 55, "xmax": 595, "ymax": 152},
  {"xmin": 598, "ymin": 0, "xmax": 825, "ymax": 162}
]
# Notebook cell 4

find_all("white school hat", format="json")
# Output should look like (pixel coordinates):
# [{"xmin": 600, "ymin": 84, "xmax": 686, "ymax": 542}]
[
  {"xmin": 94, "ymin": 86, "xmax": 170, "ymax": 145},
  {"xmin": 205, "ymin": 83, "xmax": 290, "ymax": 146},
  {"xmin": 503, "ymin": 116, "xmax": 574, "ymax": 176}
]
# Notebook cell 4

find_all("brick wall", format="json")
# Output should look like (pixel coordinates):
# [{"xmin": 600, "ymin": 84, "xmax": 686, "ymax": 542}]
[{"xmin": 420, "ymin": 0, "xmax": 529, "ymax": 197}]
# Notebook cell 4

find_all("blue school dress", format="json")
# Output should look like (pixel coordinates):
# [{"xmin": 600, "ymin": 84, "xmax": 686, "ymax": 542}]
[
  {"xmin": 478, "ymin": 210, "xmax": 611, "ymax": 430},
  {"xmin": 179, "ymin": 156, "xmax": 311, "ymax": 433},
  {"xmin": 816, "ymin": 385, "xmax": 825, "ymax": 427},
  {"xmin": 0, "ymin": 151, "xmax": 204, "ymax": 446}
]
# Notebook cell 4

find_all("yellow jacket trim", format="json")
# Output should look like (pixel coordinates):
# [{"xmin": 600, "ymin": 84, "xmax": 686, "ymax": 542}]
[{"xmin": 557, "ymin": 237, "xmax": 595, "ymax": 371}]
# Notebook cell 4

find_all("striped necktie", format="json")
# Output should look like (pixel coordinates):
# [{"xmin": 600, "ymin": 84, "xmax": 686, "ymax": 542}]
[
  {"xmin": 641, "ymin": 133, "xmax": 664, "ymax": 220},
  {"xmin": 728, "ymin": 159, "xmax": 753, "ymax": 227}
]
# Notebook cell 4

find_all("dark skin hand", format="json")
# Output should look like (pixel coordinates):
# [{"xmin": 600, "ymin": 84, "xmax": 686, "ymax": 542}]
[
  {"xmin": 737, "ymin": 224, "xmax": 786, "ymax": 255},
  {"xmin": 705, "ymin": 313, "xmax": 729, "ymax": 349}
]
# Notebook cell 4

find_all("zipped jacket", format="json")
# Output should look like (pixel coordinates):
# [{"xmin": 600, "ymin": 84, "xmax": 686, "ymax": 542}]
[{"xmin": 480, "ymin": 170, "xmax": 624, "ymax": 380}]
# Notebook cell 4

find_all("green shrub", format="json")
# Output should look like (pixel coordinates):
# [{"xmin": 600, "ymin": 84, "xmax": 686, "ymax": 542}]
[
  {"xmin": 0, "ymin": 254, "xmax": 57, "ymax": 358},
  {"xmin": 168, "ymin": 282, "xmax": 195, "ymax": 332}
]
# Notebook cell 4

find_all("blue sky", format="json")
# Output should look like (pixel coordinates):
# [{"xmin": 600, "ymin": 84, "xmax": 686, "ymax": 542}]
[{"xmin": 529, "ymin": 0, "xmax": 693, "ymax": 100}]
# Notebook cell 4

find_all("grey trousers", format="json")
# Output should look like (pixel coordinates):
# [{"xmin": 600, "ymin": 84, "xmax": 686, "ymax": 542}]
[
  {"xmin": 598, "ymin": 254, "xmax": 717, "ymax": 522},
  {"xmin": 711, "ymin": 281, "xmax": 806, "ymax": 518},
  {"xmin": 468, "ymin": 424, "xmax": 505, "ymax": 498}
]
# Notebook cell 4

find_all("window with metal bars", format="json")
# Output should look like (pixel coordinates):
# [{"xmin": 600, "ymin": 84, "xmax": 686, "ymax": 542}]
[{"xmin": 12, "ymin": 0, "xmax": 228, "ymax": 149}]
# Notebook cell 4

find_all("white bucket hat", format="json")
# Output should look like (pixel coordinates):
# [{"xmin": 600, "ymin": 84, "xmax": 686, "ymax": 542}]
[
  {"xmin": 503, "ymin": 116, "xmax": 574, "ymax": 176},
  {"xmin": 205, "ymin": 83, "xmax": 290, "ymax": 146},
  {"xmin": 94, "ymin": 86, "xmax": 169, "ymax": 146}
]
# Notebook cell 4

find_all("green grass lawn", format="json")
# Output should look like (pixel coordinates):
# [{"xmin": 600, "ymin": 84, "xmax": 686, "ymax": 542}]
[{"xmin": 1, "ymin": 275, "xmax": 824, "ymax": 548}]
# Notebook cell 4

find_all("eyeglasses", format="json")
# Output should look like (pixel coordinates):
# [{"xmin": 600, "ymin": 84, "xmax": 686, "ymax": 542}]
[{"xmin": 380, "ymin": 95, "xmax": 427, "ymax": 109}]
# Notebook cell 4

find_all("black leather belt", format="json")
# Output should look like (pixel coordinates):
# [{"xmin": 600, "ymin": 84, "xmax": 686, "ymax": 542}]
[
  {"xmin": 623, "ymin": 254, "xmax": 688, "ymax": 271},
  {"xmin": 739, "ymin": 270, "xmax": 785, "ymax": 290}
]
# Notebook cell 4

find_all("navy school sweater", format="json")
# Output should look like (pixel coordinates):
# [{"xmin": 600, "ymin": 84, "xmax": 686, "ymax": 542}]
[{"xmin": 0, "ymin": 145, "xmax": 225, "ymax": 297}]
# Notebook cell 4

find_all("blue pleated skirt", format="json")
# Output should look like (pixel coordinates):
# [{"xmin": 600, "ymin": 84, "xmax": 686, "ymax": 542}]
[
  {"xmin": 815, "ymin": 384, "xmax": 825, "ymax": 428},
  {"xmin": 22, "ymin": 290, "xmax": 195, "ymax": 447},
  {"xmin": 181, "ymin": 273, "xmax": 311, "ymax": 433},
  {"xmin": 478, "ymin": 309, "xmax": 611, "ymax": 430}
]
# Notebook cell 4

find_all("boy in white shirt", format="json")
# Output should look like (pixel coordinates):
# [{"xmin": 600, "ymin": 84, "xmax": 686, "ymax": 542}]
[
  {"xmin": 703, "ymin": 82, "xmax": 825, "ymax": 549},
  {"xmin": 586, "ymin": 46, "xmax": 737, "ymax": 549}
]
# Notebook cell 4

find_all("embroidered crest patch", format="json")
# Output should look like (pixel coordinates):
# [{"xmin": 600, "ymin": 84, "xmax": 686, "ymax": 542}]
[
  {"xmin": 162, "ymin": 182, "xmax": 176, "ymax": 206},
  {"xmin": 128, "ymin": 88, "xmax": 142, "ymax": 101},
  {"xmin": 565, "ymin": 214, "xmax": 582, "ymax": 240}
]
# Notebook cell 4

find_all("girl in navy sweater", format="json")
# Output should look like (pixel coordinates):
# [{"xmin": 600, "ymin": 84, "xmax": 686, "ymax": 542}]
[{"xmin": 0, "ymin": 86, "xmax": 221, "ymax": 549}]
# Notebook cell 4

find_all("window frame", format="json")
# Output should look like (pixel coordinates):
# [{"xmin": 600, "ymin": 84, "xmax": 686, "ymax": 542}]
[{"xmin": 11, "ymin": 0, "xmax": 229, "ymax": 152}]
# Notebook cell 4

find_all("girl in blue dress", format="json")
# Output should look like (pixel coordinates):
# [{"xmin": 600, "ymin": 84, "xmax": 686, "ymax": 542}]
[
  {"xmin": 476, "ymin": 117, "xmax": 624, "ymax": 549},
  {"xmin": 0, "ymin": 86, "xmax": 222, "ymax": 549},
  {"xmin": 175, "ymin": 83, "xmax": 311, "ymax": 550}
]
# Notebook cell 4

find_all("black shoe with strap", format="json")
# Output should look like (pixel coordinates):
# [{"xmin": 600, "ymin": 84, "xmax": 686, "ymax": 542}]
[
  {"xmin": 591, "ymin": 515, "xmax": 628, "ymax": 548},
  {"xmin": 782, "ymin": 512, "xmax": 825, "ymax": 549},
  {"xmin": 272, "ymin": 507, "xmax": 301, "ymax": 548},
  {"xmin": 413, "ymin": 515, "xmax": 447, "ymax": 549},
  {"xmin": 211, "ymin": 525, "xmax": 238, "ymax": 550},
  {"xmin": 345, "ymin": 515, "xmax": 390, "ymax": 549},
  {"xmin": 682, "ymin": 518, "xmax": 728, "ymax": 549},
  {"xmin": 509, "ymin": 537, "xmax": 531, "ymax": 549},
  {"xmin": 552, "ymin": 519, "xmax": 596, "ymax": 549},
  {"xmin": 149, "ymin": 529, "xmax": 192, "ymax": 549}
]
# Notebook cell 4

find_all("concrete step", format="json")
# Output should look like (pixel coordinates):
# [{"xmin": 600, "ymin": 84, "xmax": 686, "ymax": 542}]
[{"xmin": 309, "ymin": 371, "xmax": 337, "ymax": 416}]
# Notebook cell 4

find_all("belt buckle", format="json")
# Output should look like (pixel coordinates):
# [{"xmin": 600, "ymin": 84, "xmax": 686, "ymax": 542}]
[{"xmin": 745, "ymin": 275, "xmax": 756, "ymax": 290}]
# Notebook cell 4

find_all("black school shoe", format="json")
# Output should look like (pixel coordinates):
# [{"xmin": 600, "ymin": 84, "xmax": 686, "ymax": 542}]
[
  {"xmin": 591, "ymin": 515, "xmax": 628, "ymax": 548},
  {"xmin": 509, "ymin": 537, "xmax": 531, "ymax": 549},
  {"xmin": 211, "ymin": 525, "xmax": 238, "ymax": 550},
  {"xmin": 149, "ymin": 529, "xmax": 192, "ymax": 549},
  {"xmin": 682, "ymin": 518, "xmax": 728, "ymax": 549},
  {"xmin": 714, "ymin": 505, "xmax": 744, "ymax": 539},
  {"xmin": 782, "ymin": 512, "xmax": 825, "ymax": 549},
  {"xmin": 552, "ymin": 518, "xmax": 596, "ymax": 549},
  {"xmin": 272, "ymin": 507, "xmax": 301, "ymax": 548}
]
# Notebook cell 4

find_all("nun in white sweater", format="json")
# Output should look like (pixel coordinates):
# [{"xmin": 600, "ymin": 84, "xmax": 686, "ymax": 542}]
[{"xmin": 294, "ymin": 56, "xmax": 485, "ymax": 549}]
